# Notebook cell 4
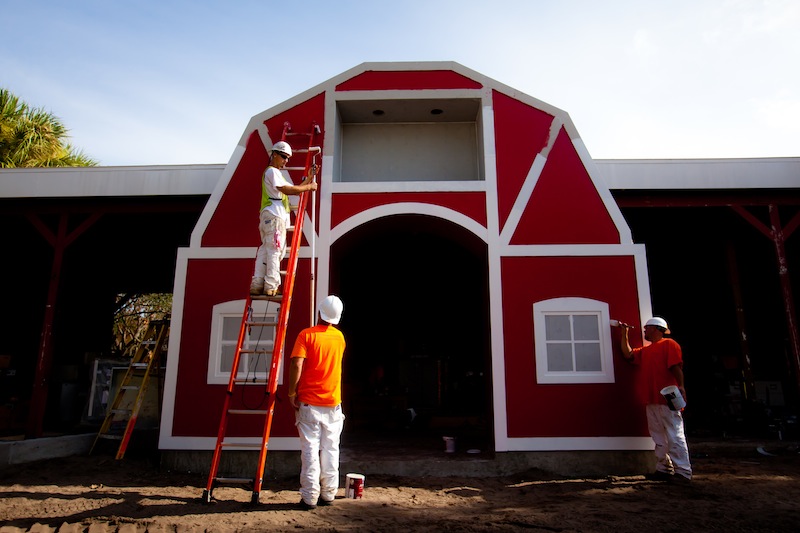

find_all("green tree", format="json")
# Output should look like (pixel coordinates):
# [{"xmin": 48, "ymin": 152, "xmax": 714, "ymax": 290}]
[
  {"xmin": 0, "ymin": 88, "xmax": 98, "ymax": 167},
  {"xmin": 113, "ymin": 293, "xmax": 172, "ymax": 358}
]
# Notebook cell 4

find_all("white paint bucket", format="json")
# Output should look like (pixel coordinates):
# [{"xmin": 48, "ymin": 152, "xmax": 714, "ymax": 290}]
[
  {"xmin": 345, "ymin": 473, "xmax": 365, "ymax": 499},
  {"xmin": 660, "ymin": 385, "xmax": 686, "ymax": 411},
  {"xmin": 443, "ymin": 436, "xmax": 455, "ymax": 453}
]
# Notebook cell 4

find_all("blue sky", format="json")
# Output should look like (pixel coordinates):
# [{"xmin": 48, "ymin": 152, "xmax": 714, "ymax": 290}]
[{"xmin": 3, "ymin": 0, "xmax": 799, "ymax": 166}]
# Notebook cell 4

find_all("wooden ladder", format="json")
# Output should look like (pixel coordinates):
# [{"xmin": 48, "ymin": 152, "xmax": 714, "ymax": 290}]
[{"xmin": 90, "ymin": 318, "xmax": 169, "ymax": 459}]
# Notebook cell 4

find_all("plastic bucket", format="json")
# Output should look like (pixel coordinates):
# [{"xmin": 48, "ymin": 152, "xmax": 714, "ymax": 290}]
[
  {"xmin": 345, "ymin": 473, "xmax": 365, "ymax": 499},
  {"xmin": 660, "ymin": 385, "xmax": 686, "ymax": 411}
]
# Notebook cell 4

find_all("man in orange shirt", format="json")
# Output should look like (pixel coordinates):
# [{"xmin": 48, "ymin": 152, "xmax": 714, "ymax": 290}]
[
  {"xmin": 620, "ymin": 316, "xmax": 692, "ymax": 483},
  {"xmin": 287, "ymin": 295, "xmax": 346, "ymax": 509}
]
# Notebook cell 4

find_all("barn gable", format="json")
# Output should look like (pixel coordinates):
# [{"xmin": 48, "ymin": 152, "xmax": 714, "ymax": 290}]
[{"xmin": 161, "ymin": 62, "xmax": 652, "ymax": 459}]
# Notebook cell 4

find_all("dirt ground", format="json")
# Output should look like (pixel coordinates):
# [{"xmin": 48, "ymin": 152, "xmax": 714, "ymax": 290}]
[{"xmin": 1, "ymin": 439, "xmax": 799, "ymax": 533}]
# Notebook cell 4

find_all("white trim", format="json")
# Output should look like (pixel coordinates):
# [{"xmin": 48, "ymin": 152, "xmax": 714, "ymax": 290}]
[
  {"xmin": 596, "ymin": 157, "xmax": 800, "ymax": 190},
  {"xmin": 0, "ymin": 164, "xmax": 224, "ymax": 199},
  {"xmin": 190, "ymin": 147, "xmax": 245, "ymax": 248},
  {"xmin": 481, "ymin": 92, "xmax": 511, "ymax": 454},
  {"xmin": 207, "ymin": 299, "xmax": 281, "ymax": 385},
  {"xmin": 500, "ymin": 153, "xmax": 547, "ymax": 245},
  {"xmin": 533, "ymin": 298, "xmax": 615, "ymax": 384},
  {"xmin": 505, "ymin": 437, "xmax": 654, "ymax": 451},
  {"xmin": 332, "ymin": 181, "xmax": 486, "ymax": 193},
  {"xmin": 159, "ymin": 247, "xmax": 189, "ymax": 448},
  {"xmin": 501, "ymin": 243, "xmax": 646, "ymax": 257},
  {"xmin": 329, "ymin": 202, "xmax": 488, "ymax": 244},
  {"xmin": 575, "ymin": 140, "xmax": 634, "ymax": 244},
  {"xmin": 333, "ymin": 89, "xmax": 484, "ymax": 101}
]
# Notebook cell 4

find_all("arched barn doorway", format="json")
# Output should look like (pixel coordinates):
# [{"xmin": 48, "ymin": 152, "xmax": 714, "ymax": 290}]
[{"xmin": 330, "ymin": 214, "xmax": 493, "ymax": 453}]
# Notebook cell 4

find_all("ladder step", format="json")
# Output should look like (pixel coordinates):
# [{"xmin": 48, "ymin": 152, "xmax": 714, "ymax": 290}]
[
  {"xmin": 111, "ymin": 409, "xmax": 132, "ymax": 415},
  {"xmin": 247, "ymin": 320, "xmax": 278, "ymax": 327},
  {"xmin": 284, "ymin": 166, "xmax": 307, "ymax": 171},
  {"xmin": 228, "ymin": 409, "xmax": 269, "ymax": 415},
  {"xmin": 214, "ymin": 477, "xmax": 255, "ymax": 485},
  {"xmin": 121, "ymin": 385, "xmax": 140, "ymax": 391},
  {"xmin": 98, "ymin": 434, "xmax": 124, "ymax": 441},
  {"xmin": 251, "ymin": 294, "xmax": 282, "ymax": 301},
  {"xmin": 239, "ymin": 349, "xmax": 271, "ymax": 355},
  {"xmin": 232, "ymin": 379, "xmax": 268, "ymax": 386},
  {"xmin": 130, "ymin": 363, "xmax": 149, "ymax": 368},
  {"xmin": 221, "ymin": 442, "xmax": 264, "ymax": 449}
]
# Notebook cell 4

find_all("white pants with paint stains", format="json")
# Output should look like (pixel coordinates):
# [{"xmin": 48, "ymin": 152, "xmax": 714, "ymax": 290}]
[
  {"xmin": 295, "ymin": 403, "xmax": 345, "ymax": 505},
  {"xmin": 253, "ymin": 212, "xmax": 286, "ymax": 293},
  {"xmin": 646, "ymin": 403, "xmax": 692, "ymax": 479}
]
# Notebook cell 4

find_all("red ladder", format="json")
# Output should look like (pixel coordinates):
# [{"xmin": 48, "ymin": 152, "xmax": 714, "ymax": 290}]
[{"xmin": 202, "ymin": 122, "xmax": 321, "ymax": 504}]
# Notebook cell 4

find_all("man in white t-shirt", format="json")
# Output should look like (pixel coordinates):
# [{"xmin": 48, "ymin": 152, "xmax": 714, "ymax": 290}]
[{"xmin": 250, "ymin": 141, "xmax": 317, "ymax": 296}]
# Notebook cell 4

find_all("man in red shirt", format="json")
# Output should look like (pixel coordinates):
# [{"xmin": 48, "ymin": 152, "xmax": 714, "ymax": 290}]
[
  {"xmin": 287, "ymin": 295, "xmax": 346, "ymax": 509},
  {"xmin": 620, "ymin": 316, "xmax": 692, "ymax": 483}
]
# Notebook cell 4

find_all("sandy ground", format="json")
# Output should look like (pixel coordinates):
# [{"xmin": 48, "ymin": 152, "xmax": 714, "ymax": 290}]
[{"xmin": 1, "ymin": 440, "xmax": 799, "ymax": 532}]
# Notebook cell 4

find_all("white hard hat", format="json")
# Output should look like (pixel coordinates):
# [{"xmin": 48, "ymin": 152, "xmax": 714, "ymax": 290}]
[
  {"xmin": 271, "ymin": 141, "xmax": 292, "ymax": 158},
  {"xmin": 644, "ymin": 317, "xmax": 670, "ymax": 334},
  {"xmin": 318, "ymin": 295, "xmax": 343, "ymax": 325}
]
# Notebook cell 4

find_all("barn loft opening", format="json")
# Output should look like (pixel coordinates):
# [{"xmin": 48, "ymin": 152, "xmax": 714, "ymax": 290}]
[
  {"xmin": 330, "ymin": 214, "xmax": 493, "ymax": 453},
  {"xmin": 334, "ymin": 98, "xmax": 484, "ymax": 182}
]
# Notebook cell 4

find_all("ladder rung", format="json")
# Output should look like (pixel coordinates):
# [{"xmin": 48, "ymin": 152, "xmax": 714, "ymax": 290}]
[
  {"xmin": 221, "ymin": 442, "xmax": 264, "ymax": 449},
  {"xmin": 121, "ymin": 385, "xmax": 140, "ymax": 391},
  {"xmin": 251, "ymin": 294, "xmax": 282, "ymax": 301},
  {"xmin": 232, "ymin": 379, "xmax": 269, "ymax": 385},
  {"xmin": 228, "ymin": 409, "xmax": 269, "ymax": 415},
  {"xmin": 247, "ymin": 320, "xmax": 278, "ymax": 327},
  {"xmin": 239, "ymin": 349, "xmax": 271, "ymax": 355},
  {"xmin": 98, "ymin": 434, "xmax": 123, "ymax": 441},
  {"xmin": 130, "ymin": 363, "xmax": 148, "ymax": 368},
  {"xmin": 287, "ymin": 225, "xmax": 295, "ymax": 232},
  {"xmin": 214, "ymin": 477, "xmax": 255, "ymax": 485},
  {"xmin": 111, "ymin": 409, "xmax": 131, "ymax": 415},
  {"xmin": 284, "ymin": 166, "xmax": 307, "ymax": 171}
]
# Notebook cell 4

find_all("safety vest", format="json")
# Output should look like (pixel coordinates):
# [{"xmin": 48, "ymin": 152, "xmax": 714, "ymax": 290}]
[{"xmin": 260, "ymin": 167, "xmax": 291, "ymax": 212}]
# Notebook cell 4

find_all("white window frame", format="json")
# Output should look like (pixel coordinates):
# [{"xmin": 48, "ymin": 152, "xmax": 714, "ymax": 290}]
[
  {"xmin": 533, "ymin": 297, "xmax": 615, "ymax": 384},
  {"xmin": 207, "ymin": 299, "xmax": 283, "ymax": 385}
]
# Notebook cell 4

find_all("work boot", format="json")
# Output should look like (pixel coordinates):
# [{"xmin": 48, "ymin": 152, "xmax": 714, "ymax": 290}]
[
  {"xmin": 249, "ymin": 277, "xmax": 264, "ymax": 296},
  {"xmin": 264, "ymin": 287, "xmax": 280, "ymax": 297}
]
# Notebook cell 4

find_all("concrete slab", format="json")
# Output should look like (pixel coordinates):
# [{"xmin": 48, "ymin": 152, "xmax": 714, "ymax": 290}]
[{"xmin": 0, "ymin": 434, "xmax": 94, "ymax": 467}]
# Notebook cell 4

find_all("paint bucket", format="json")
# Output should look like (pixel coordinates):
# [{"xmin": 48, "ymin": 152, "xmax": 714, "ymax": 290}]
[
  {"xmin": 443, "ymin": 436, "xmax": 455, "ymax": 453},
  {"xmin": 345, "ymin": 473, "xmax": 365, "ymax": 499},
  {"xmin": 660, "ymin": 385, "xmax": 686, "ymax": 411}
]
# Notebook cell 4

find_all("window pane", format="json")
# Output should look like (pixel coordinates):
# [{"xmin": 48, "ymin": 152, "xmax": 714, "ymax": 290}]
[
  {"xmin": 222, "ymin": 317, "xmax": 240, "ymax": 341},
  {"xmin": 220, "ymin": 345, "xmax": 236, "ymax": 373},
  {"xmin": 575, "ymin": 342, "xmax": 602, "ymax": 371},
  {"xmin": 573, "ymin": 315, "xmax": 599, "ymax": 341},
  {"xmin": 249, "ymin": 352, "xmax": 269, "ymax": 373},
  {"xmin": 248, "ymin": 325, "xmax": 274, "ymax": 342},
  {"xmin": 546, "ymin": 343, "xmax": 573, "ymax": 371},
  {"xmin": 545, "ymin": 315, "xmax": 571, "ymax": 341}
]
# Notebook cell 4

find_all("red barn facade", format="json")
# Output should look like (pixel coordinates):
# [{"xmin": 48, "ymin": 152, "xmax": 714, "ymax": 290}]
[{"xmin": 160, "ymin": 62, "xmax": 658, "ymax": 461}]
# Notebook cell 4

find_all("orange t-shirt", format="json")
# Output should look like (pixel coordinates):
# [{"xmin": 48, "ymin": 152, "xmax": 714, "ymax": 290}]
[
  {"xmin": 630, "ymin": 338, "xmax": 683, "ymax": 405},
  {"xmin": 290, "ymin": 324, "xmax": 346, "ymax": 407}
]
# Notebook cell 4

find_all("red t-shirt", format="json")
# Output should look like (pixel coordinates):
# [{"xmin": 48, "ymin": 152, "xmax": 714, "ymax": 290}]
[
  {"xmin": 630, "ymin": 338, "xmax": 683, "ymax": 405},
  {"xmin": 290, "ymin": 324, "xmax": 346, "ymax": 407}
]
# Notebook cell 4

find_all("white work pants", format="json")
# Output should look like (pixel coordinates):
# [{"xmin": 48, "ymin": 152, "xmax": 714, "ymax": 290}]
[
  {"xmin": 295, "ymin": 403, "xmax": 345, "ymax": 505},
  {"xmin": 253, "ymin": 212, "xmax": 286, "ymax": 293},
  {"xmin": 646, "ymin": 404, "xmax": 692, "ymax": 479}
]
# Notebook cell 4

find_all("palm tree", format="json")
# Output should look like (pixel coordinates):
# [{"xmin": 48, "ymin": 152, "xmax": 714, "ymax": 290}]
[{"xmin": 0, "ymin": 88, "xmax": 97, "ymax": 167}]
